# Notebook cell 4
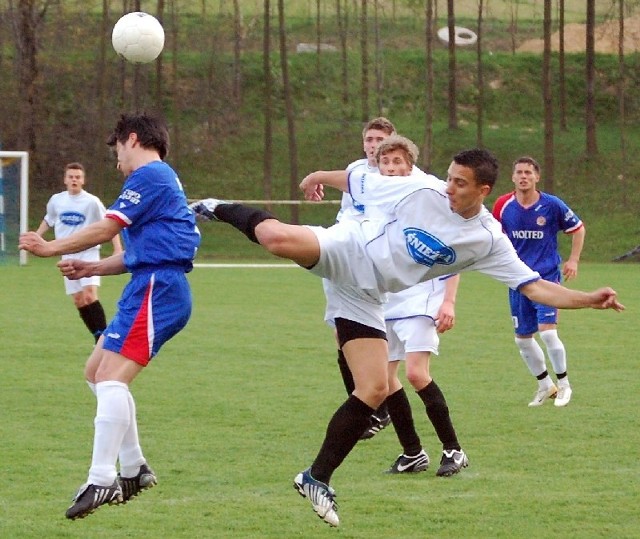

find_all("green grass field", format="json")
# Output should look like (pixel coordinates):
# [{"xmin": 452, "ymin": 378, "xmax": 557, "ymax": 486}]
[{"xmin": 1, "ymin": 259, "xmax": 638, "ymax": 538}]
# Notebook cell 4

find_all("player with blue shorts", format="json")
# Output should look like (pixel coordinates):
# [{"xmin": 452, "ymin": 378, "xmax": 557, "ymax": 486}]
[
  {"xmin": 493, "ymin": 156, "xmax": 585, "ymax": 408},
  {"xmin": 20, "ymin": 112, "xmax": 200, "ymax": 520}
]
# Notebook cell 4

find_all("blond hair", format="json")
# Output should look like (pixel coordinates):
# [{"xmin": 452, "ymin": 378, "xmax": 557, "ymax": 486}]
[{"xmin": 375, "ymin": 134, "xmax": 419, "ymax": 166}]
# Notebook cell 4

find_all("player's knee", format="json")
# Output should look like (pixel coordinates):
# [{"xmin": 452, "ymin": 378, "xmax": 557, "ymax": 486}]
[
  {"xmin": 369, "ymin": 382, "xmax": 389, "ymax": 407},
  {"xmin": 406, "ymin": 367, "xmax": 431, "ymax": 390}
]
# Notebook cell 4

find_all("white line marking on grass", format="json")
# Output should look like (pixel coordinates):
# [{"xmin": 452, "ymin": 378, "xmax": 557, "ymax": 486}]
[{"xmin": 194, "ymin": 263, "xmax": 299, "ymax": 268}]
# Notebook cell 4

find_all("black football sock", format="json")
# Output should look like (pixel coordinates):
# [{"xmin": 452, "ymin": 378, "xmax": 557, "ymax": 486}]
[
  {"xmin": 386, "ymin": 388, "xmax": 422, "ymax": 456},
  {"xmin": 78, "ymin": 300, "xmax": 107, "ymax": 343},
  {"xmin": 375, "ymin": 399, "xmax": 389, "ymax": 419},
  {"xmin": 417, "ymin": 380, "xmax": 460, "ymax": 451},
  {"xmin": 310, "ymin": 394, "xmax": 373, "ymax": 484},
  {"xmin": 336, "ymin": 349, "xmax": 355, "ymax": 395},
  {"xmin": 214, "ymin": 203, "xmax": 275, "ymax": 244}
]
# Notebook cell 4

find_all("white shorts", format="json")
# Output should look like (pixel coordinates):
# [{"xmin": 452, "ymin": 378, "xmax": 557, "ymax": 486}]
[
  {"xmin": 386, "ymin": 316, "xmax": 439, "ymax": 361},
  {"xmin": 308, "ymin": 222, "xmax": 387, "ymax": 332},
  {"xmin": 61, "ymin": 250, "xmax": 101, "ymax": 295}
]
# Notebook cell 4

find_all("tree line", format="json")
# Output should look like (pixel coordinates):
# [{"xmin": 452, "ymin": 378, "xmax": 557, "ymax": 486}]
[{"xmin": 0, "ymin": 0, "xmax": 636, "ymax": 210}]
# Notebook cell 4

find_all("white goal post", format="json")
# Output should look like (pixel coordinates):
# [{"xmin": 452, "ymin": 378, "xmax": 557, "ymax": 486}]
[{"xmin": 0, "ymin": 151, "xmax": 29, "ymax": 265}]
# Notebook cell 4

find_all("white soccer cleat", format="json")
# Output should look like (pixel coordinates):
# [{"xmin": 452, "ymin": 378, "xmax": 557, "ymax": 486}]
[
  {"xmin": 554, "ymin": 385, "xmax": 573, "ymax": 407},
  {"xmin": 528, "ymin": 384, "xmax": 558, "ymax": 407},
  {"xmin": 188, "ymin": 198, "xmax": 229, "ymax": 222},
  {"xmin": 293, "ymin": 468, "xmax": 339, "ymax": 527}
]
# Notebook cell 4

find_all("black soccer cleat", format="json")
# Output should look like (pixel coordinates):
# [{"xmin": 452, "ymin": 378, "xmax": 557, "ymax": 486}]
[
  {"xmin": 118, "ymin": 463, "xmax": 158, "ymax": 503},
  {"xmin": 385, "ymin": 449, "xmax": 430, "ymax": 474},
  {"xmin": 359, "ymin": 413, "xmax": 392, "ymax": 440},
  {"xmin": 436, "ymin": 449, "xmax": 469, "ymax": 477},
  {"xmin": 65, "ymin": 480, "xmax": 123, "ymax": 520}
]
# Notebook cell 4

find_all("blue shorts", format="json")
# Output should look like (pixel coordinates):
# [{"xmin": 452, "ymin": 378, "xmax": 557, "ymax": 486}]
[
  {"xmin": 102, "ymin": 268, "xmax": 192, "ymax": 366},
  {"xmin": 509, "ymin": 269, "xmax": 560, "ymax": 336}
]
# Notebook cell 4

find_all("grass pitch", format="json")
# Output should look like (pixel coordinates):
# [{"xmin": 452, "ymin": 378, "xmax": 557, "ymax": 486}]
[{"xmin": 1, "ymin": 259, "xmax": 638, "ymax": 538}]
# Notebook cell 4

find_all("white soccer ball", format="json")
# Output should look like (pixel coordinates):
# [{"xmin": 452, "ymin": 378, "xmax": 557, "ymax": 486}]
[{"xmin": 112, "ymin": 12, "xmax": 165, "ymax": 64}]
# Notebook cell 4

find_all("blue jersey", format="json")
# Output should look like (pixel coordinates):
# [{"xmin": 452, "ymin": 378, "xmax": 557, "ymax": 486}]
[
  {"xmin": 105, "ymin": 161, "xmax": 200, "ymax": 272},
  {"xmin": 492, "ymin": 191, "xmax": 583, "ymax": 277}
]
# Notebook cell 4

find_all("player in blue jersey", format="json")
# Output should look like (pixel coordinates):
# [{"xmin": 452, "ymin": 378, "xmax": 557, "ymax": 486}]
[
  {"xmin": 492, "ymin": 156, "xmax": 585, "ymax": 407},
  {"xmin": 190, "ymin": 147, "xmax": 622, "ymax": 527},
  {"xmin": 35, "ymin": 162, "xmax": 122, "ymax": 343},
  {"xmin": 19, "ymin": 112, "xmax": 201, "ymax": 520}
]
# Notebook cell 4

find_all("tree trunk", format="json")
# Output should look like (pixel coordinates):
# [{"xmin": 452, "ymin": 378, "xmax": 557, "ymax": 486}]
[
  {"xmin": 169, "ymin": 0, "xmax": 180, "ymax": 166},
  {"xmin": 422, "ymin": 0, "xmax": 434, "ymax": 171},
  {"xmin": 373, "ymin": 0, "xmax": 383, "ymax": 114},
  {"xmin": 617, "ymin": 0, "xmax": 627, "ymax": 207},
  {"xmin": 476, "ymin": 0, "xmax": 484, "ymax": 147},
  {"xmin": 263, "ymin": 0, "xmax": 273, "ymax": 206},
  {"xmin": 542, "ymin": 0, "xmax": 554, "ymax": 193},
  {"xmin": 315, "ymin": 0, "xmax": 321, "ymax": 76},
  {"xmin": 336, "ymin": 0, "xmax": 349, "ymax": 115},
  {"xmin": 360, "ymin": 0, "xmax": 369, "ymax": 122},
  {"xmin": 156, "ymin": 0, "xmax": 165, "ymax": 109},
  {"xmin": 558, "ymin": 0, "xmax": 567, "ymax": 130},
  {"xmin": 446, "ymin": 0, "xmax": 457, "ymax": 129},
  {"xmin": 232, "ymin": 0, "xmax": 242, "ymax": 107},
  {"xmin": 585, "ymin": 0, "xmax": 598, "ymax": 156},
  {"xmin": 509, "ymin": 0, "xmax": 518, "ymax": 54},
  {"xmin": 13, "ymin": 0, "xmax": 40, "ymax": 159},
  {"xmin": 95, "ymin": 0, "xmax": 109, "ymax": 199},
  {"xmin": 277, "ymin": 0, "xmax": 299, "ymax": 223}
]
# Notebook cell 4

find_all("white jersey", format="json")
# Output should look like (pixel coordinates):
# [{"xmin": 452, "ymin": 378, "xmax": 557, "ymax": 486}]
[
  {"xmin": 334, "ymin": 159, "xmax": 376, "ymax": 223},
  {"xmin": 384, "ymin": 277, "xmax": 450, "ymax": 320},
  {"xmin": 346, "ymin": 169, "xmax": 539, "ymax": 293},
  {"xmin": 43, "ymin": 190, "xmax": 107, "ymax": 258}
]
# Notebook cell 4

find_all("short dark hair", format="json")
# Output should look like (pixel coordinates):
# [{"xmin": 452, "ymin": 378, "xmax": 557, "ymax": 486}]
[
  {"xmin": 107, "ymin": 112, "xmax": 170, "ymax": 160},
  {"xmin": 513, "ymin": 156, "xmax": 541, "ymax": 174},
  {"xmin": 375, "ymin": 134, "xmax": 419, "ymax": 166},
  {"xmin": 362, "ymin": 117, "xmax": 396, "ymax": 138},
  {"xmin": 64, "ymin": 162, "xmax": 85, "ymax": 173},
  {"xmin": 453, "ymin": 148, "xmax": 499, "ymax": 190}
]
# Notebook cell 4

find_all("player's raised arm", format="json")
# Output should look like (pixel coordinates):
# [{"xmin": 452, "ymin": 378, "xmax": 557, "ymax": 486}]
[{"xmin": 300, "ymin": 170, "xmax": 348, "ymax": 200}]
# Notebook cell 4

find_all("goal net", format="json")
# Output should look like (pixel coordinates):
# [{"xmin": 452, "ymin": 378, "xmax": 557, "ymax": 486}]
[{"xmin": 0, "ymin": 151, "xmax": 29, "ymax": 265}]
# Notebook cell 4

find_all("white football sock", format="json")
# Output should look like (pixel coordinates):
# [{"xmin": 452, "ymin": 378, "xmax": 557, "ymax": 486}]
[
  {"xmin": 515, "ymin": 336, "xmax": 548, "ymax": 386},
  {"xmin": 539, "ymin": 329, "xmax": 569, "ymax": 385},
  {"xmin": 86, "ymin": 380, "xmax": 96, "ymax": 396},
  {"xmin": 118, "ymin": 389, "xmax": 146, "ymax": 478},
  {"xmin": 88, "ymin": 381, "xmax": 130, "ymax": 486}
]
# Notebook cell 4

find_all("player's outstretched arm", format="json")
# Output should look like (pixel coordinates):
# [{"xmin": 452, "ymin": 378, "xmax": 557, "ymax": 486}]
[
  {"xmin": 520, "ymin": 279, "xmax": 624, "ymax": 311},
  {"xmin": 58, "ymin": 252, "xmax": 126, "ymax": 279},
  {"xmin": 19, "ymin": 218, "xmax": 123, "ymax": 258},
  {"xmin": 300, "ymin": 170, "xmax": 348, "ymax": 200}
]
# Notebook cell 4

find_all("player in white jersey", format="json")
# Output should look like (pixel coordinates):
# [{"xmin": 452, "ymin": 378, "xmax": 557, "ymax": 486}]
[
  {"xmin": 36, "ymin": 163, "xmax": 122, "ymax": 342},
  {"xmin": 493, "ymin": 156, "xmax": 586, "ymax": 407},
  {"xmin": 190, "ymin": 147, "xmax": 623, "ymax": 527},
  {"xmin": 368, "ymin": 136, "xmax": 468, "ymax": 478},
  {"xmin": 332, "ymin": 134, "xmax": 467, "ymax": 476},
  {"xmin": 325, "ymin": 117, "xmax": 396, "ymax": 440}
]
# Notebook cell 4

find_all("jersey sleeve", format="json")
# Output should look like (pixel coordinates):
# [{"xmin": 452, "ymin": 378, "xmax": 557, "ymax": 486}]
[
  {"xmin": 491, "ymin": 192, "xmax": 514, "ymax": 223},
  {"xmin": 43, "ymin": 195, "xmax": 57, "ymax": 227},
  {"xmin": 469, "ymin": 229, "xmax": 540, "ymax": 290},
  {"xmin": 105, "ymin": 169, "xmax": 161, "ymax": 228},
  {"xmin": 550, "ymin": 195, "xmax": 583, "ymax": 234}
]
